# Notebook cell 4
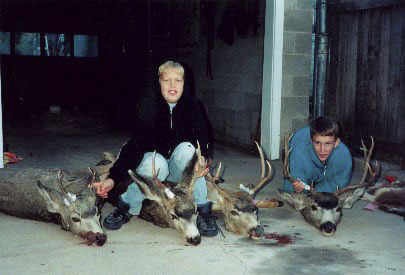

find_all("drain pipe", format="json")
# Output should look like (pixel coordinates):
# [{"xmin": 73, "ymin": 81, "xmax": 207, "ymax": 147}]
[{"xmin": 313, "ymin": 0, "xmax": 328, "ymax": 117}]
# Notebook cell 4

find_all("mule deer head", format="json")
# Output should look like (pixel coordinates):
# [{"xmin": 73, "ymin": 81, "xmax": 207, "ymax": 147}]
[
  {"xmin": 205, "ymin": 142, "xmax": 272, "ymax": 239},
  {"xmin": 128, "ymin": 150, "xmax": 204, "ymax": 246},
  {"xmin": 37, "ymin": 170, "xmax": 107, "ymax": 246},
  {"xmin": 278, "ymin": 134, "xmax": 374, "ymax": 236}
]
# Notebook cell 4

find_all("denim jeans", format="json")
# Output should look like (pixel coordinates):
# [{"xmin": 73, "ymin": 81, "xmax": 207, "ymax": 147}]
[{"xmin": 120, "ymin": 142, "xmax": 209, "ymax": 215}]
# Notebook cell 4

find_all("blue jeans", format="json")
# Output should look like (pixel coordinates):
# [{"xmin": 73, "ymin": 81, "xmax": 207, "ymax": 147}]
[{"xmin": 120, "ymin": 142, "xmax": 209, "ymax": 215}]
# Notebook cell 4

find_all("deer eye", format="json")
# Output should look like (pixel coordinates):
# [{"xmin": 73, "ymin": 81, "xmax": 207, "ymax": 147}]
[
  {"xmin": 311, "ymin": 205, "xmax": 318, "ymax": 211},
  {"xmin": 171, "ymin": 214, "xmax": 179, "ymax": 220},
  {"xmin": 71, "ymin": 217, "xmax": 81, "ymax": 223},
  {"xmin": 230, "ymin": 210, "xmax": 239, "ymax": 216}
]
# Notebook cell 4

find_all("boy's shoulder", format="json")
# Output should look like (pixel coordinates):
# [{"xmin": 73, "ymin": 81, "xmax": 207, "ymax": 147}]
[
  {"xmin": 333, "ymin": 141, "xmax": 352, "ymax": 160},
  {"xmin": 290, "ymin": 127, "xmax": 311, "ymax": 148}
]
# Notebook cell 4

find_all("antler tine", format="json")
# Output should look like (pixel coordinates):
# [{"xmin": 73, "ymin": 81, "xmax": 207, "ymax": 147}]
[
  {"xmin": 57, "ymin": 170, "xmax": 73, "ymax": 204},
  {"xmin": 360, "ymin": 136, "xmax": 374, "ymax": 184},
  {"xmin": 336, "ymin": 136, "xmax": 375, "ymax": 196},
  {"xmin": 215, "ymin": 162, "xmax": 222, "ymax": 179},
  {"xmin": 205, "ymin": 161, "xmax": 222, "ymax": 184},
  {"xmin": 283, "ymin": 133, "xmax": 297, "ymax": 183},
  {"xmin": 251, "ymin": 141, "xmax": 273, "ymax": 197},
  {"xmin": 87, "ymin": 167, "xmax": 97, "ymax": 184},
  {"xmin": 197, "ymin": 140, "xmax": 202, "ymax": 165},
  {"xmin": 151, "ymin": 150, "xmax": 161, "ymax": 180},
  {"xmin": 358, "ymin": 136, "xmax": 375, "ymax": 185}
]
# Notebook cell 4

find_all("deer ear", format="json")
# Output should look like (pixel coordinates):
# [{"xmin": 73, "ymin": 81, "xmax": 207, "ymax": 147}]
[
  {"xmin": 37, "ymin": 181, "xmax": 65, "ymax": 213},
  {"xmin": 338, "ymin": 188, "xmax": 366, "ymax": 208},
  {"xmin": 205, "ymin": 180, "xmax": 226, "ymax": 205},
  {"xmin": 277, "ymin": 189, "xmax": 306, "ymax": 210},
  {"xmin": 128, "ymin": 170, "xmax": 163, "ymax": 204}
]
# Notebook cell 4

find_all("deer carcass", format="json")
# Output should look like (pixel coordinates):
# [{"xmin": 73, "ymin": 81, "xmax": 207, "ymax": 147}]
[
  {"xmin": 0, "ymin": 168, "xmax": 107, "ymax": 246},
  {"xmin": 277, "ymin": 135, "xmax": 374, "ymax": 236},
  {"xmin": 361, "ymin": 162, "xmax": 405, "ymax": 221},
  {"xmin": 204, "ymin": 142, "xmax": 273, "ymax": 239},
  {"xmin": 99, "ymin": 149, "xmax": 205, "ymax": 246}
]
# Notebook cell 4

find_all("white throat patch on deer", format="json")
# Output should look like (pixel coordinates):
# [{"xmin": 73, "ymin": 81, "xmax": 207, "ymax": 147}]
[{"xmin": 205, "ymin": 142, "xmax": 272, "ymax": 239}]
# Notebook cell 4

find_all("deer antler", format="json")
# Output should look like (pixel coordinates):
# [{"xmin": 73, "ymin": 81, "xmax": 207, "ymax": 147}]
[
  {"xmin": 87, "ymin": 167, "xmax": 99, "ymax": 184},
  {"xmin": 57, "ymin": 170, "xmax": 74, "ymax": 205},
  {"xmin": 239, "ymin": 141, "xmax": 272, "ymax": 197},
  {"xmin": 283, "ymin": 133, "xmax": 297, "ymax": 183},
  {"xmin": 336, "ymin": 136, "xmax": 375, "ymax": 196},
  {"xmin": 205, "ymin": 161, "xmax": 222, "ymax": 184},
  {"xmin": 150, "ymin": 151, "xmax": 175, "ymax": 200},
  {"xmin": 251, "ymin": 141, "xmax": 272, "ymax": 197},
  {"xmin": 283, "ymin": 133, "xmax": 315, "ymax": 195}
]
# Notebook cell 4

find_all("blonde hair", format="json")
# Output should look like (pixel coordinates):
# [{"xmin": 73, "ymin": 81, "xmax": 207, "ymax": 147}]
[{"xmin": 158, "ymin": 61, "xmax": 185, "ymax": 78}]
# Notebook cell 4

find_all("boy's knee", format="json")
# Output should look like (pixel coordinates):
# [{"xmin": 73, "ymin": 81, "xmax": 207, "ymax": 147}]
[
  {"xmin": 137, "ymin": 152, "xmax": 169, "ymax": 181},
  {"xmin": 170, "ymin": 142, "xmax": 196, "ymax": 167},
  {"xmin": 175, "ymin": 142, "xmax": 196, "ymax": 158}
]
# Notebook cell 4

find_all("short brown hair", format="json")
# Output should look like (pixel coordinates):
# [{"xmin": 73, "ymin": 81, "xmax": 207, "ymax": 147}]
[{"xmin": 310, "ymin": 116, "xmax": 340, "ymax": 139}]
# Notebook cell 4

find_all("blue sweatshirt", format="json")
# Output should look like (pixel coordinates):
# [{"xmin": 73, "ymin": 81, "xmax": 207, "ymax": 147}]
[{"xmin": 282, "ymin": 127, "xmax": 352, "ymax": 193}]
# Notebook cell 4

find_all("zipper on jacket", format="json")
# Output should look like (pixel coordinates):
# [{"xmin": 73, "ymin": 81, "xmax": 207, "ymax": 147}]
[
  {"xmin": 170, "ymin": 108, "xmax": 173, "ymax": 129},
  {"xmin": 323, "ymin": 165, "xmax": 327, "ymax": 175}
]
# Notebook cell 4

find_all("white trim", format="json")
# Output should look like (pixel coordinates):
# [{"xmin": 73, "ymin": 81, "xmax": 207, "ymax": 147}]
[
  {"xmin": 260, "ymin": 0, "xmax": 284, "ymax": 160},
  {"xmin": 0, "ymin": 57, "xmax": 3, "ymax": 168}
]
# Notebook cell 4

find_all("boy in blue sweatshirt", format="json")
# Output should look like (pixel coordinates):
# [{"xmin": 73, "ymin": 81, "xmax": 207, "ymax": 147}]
[{"xmin": 282, "ymin": 117, "xmax": 352, "ymax": 193}]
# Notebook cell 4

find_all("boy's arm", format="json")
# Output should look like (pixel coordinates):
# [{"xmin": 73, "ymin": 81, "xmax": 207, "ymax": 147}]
[{"xmin": 282, "ymin": 149, "xmax": 311, "ymax": 193}]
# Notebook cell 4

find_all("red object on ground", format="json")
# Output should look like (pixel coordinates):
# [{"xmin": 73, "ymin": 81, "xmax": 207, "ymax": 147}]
[
  {"xmin": 263, "ymin": 232, "xmax": 296, "ymax": 245},
  {"xmin": 385, "ymin": 176, "xmax": 397, "ymax": 183},
  {"xmin": 3, "ymin": 152, "xmax": 23, "ymax": 164}
]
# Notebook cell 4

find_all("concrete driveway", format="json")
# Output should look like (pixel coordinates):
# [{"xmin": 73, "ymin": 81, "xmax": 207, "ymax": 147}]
[{"xmin": 1, "ymin": 127, "xmax": 404, "ymax": 274}]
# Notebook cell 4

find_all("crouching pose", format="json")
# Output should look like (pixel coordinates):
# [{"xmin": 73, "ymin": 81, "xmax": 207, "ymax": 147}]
[
  {"xmin": 282, "ymin": 116, "xmax": 353, "ymax": 193},
  {"xmin": 92, "ymin": 60, "xmax": 219, "ymax": 237}
]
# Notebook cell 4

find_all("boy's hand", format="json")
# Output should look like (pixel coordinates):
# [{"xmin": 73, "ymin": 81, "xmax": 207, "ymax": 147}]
[
  {"xmin": 293, "ymin": 181, "xmax": 305, "ymax": 193},
  {"xmin": 91, "ymin": 179, "xmax": 114, "ymax": 198}
]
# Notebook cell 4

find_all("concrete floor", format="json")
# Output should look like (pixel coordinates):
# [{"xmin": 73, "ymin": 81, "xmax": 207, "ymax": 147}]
[{"xmin": 1, "ymin": 121, "xmax": 405, "ymax": 275}]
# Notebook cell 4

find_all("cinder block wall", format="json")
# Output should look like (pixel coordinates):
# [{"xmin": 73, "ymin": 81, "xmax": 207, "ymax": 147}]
[
  {"xmin": 179, "ymin": 1, "xmax": 313, "ymax": 151},
  {"xmin": 280, "ymin": 0, "xmax": 313, "ymax": 136},
  {"xmin": 179, "ymin": 1, "xmax": 265, "ymax": 149}
]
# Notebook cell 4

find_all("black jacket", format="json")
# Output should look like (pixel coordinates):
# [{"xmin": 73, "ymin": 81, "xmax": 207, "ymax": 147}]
[{"xmin": 109, "ymin": 94, "xmax": 213, "ymax": 189}]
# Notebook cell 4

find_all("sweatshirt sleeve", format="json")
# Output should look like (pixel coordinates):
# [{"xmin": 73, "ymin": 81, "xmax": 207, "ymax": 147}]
[
  {"xmin": 109, "ymin": 119, "xmax": 153, "ymax": 184},
  {"xmin": 281, "ymin": 148, "xmax": 311, "ymax": 192},
  {"xmin": 281, "ymin": 130, "xmax": 311, "ymax": 193}
]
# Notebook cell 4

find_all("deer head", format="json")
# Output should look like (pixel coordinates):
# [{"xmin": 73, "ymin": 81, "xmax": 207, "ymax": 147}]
[
  {"xmin": 37, "ymin": 170, "xmax": 107, "ymax": 246},
  {"xmin": 205, "ymin": 142, "xmax": 272, "ymax": 239},
  {"xmin": 128, "ymin": 150, "xmax": 203, "ymax": 246},
  {"xmin": 278, "ymin": 134, "xmax": 374, "ymax": 236}
]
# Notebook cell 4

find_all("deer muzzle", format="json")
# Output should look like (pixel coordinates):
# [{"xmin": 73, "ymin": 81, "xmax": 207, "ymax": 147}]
[
  {"xmin": 80, "ymin": 232, "xmax": 108, "ymax": 246},
  {"xmin": 320, "ymin": 222, "xmax": 336, "ymax": 236},
  {"xmin": 187, "ymin": 235, "xmax": 201, "ymax": 246},
  {"xmin": 248, "ymin": 225, "xmax": 264, "ymax": 239}
]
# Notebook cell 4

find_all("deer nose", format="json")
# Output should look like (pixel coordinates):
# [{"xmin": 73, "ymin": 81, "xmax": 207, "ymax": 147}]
[
  {"xmin": 248, "ymin": 225, "xmax": 264, "ymax": 238},
  {"xmin": 95, "ymin": 233, "xmax": 107, "ymax": 246},
  {"xmin": 320, "ymin": 222, "xmax": 336, "ymax": 234},
  {"xmin": 187, "ymin": 236, "xmax": 201, "ymax": 246}
]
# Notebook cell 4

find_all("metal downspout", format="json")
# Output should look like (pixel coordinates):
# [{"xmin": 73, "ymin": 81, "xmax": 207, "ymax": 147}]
[{"xmin": 313, "ymin": 0, "xmax": 328, "ymax": 117}]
